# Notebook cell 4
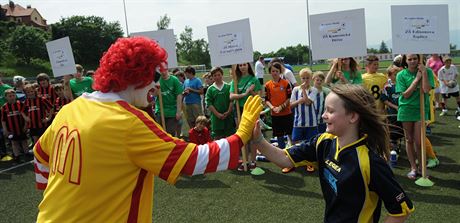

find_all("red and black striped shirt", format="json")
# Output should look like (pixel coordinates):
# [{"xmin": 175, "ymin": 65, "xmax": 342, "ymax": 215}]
[
  {"xmin": 38, "ymin": 85, "xmax": 57, "ymax": 104},
  {"xmin": 54, "ymin": 97, "xmax": 72, "ymax": 115},
  {"xmin": 24, "ymin": 97, "xmax": 53, "ymax": 129},
  {"xmin": 1, "ymin": 101, "xmax": 26, "ymax": 135}
]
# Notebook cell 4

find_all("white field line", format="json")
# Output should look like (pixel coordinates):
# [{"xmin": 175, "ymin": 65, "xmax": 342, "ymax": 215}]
[{"xmin": 0, "ymin": 160, "xmax": 33, "ymax": 174}]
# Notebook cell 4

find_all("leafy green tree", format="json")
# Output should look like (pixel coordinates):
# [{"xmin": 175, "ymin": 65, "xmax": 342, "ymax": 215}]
[
  {"xmin": 367, "ymin": 48, "xmax": 379, "ymax": 54},
  {"xmin": 450, "ymin": 43, "xmax": 457, "ymax": 50},
  {"xmin": 8, "ymin": 25, "xmax": 49, "ymax": 64},
  {"xmin": 156, "ymin": 14, "xmax": 171, "ymax": 30},
  {"xmin": 51, "ymin": 16, "xmax": 123, "ymax": 66},
  {"xmin": 379, "ymin": 41, "xmax": 389, "ymax": 53},
  {"xmin": 176, "ymin": 26, "xmax": 210, "ymax": 67},
  {"xmin": 253, "ymin": 51, "xmax": 262, "ymax": 61}
]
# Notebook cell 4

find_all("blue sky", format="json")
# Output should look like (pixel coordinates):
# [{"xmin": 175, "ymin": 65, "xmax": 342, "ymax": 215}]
[{"xmin": 11, "ymin": 0, "xmax": 460, "ymax": 53}]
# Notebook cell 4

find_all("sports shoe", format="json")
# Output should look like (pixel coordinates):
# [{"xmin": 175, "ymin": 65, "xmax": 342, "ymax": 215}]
[
  {"xmin": 282, "ymin": 167, "xmax": 295, "ymax": 173},
  {"xmin": 1, "ymin": 154, "xmax": 13, "ymax": 161},
  {"xmin": 427, "ymin": 158, "xmax": 440, "ymax": 168},
  {"xmin": 407, "ymin": 170, "xmax": 417, "ymax": 180},
  {"xmin": 426, "ymin": 126, "xmax": 432, "ymax": 135},
  {"xmin": 455, "ymin": 110, "xmax": 460, "ymax": 117},
  {"xmin": 237, "ymin": 163, "xmax": 247, "ymax": 172},
  {"xmin": 306, "ymin": 165, "xmax": 315, "ymax": 172},
  {"xmin": 439, "ymin": 110, "xmax": 448, "ymax": 116},
  {"xmin": 248, "ymin": 162, "xmax": 257, "ymax": 170}
]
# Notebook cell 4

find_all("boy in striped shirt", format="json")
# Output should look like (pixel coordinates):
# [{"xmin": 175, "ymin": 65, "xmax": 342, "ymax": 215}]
[
  {"xmin": 24, "ymin": 84, "xmax": 53, "ymax": 144},
  {"xmin": 1, "ymin": 89, "xmax": 29, "ymax": 161}
]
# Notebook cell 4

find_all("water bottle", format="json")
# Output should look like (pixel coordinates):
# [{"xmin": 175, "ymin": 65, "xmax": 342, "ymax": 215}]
[
  {"xmin": 390, "ymin": 150, "xmax": 398, "ymax": 168},
  {"xmin": 256, "ymin": 155, "xmax": 268, "ymax": 162}
]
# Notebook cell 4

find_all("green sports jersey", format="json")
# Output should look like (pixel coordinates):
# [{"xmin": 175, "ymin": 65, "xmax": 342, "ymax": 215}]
[
  {"xmin": 229, "ymin": 74, "xmax": 261, "ymax": 107},
  {"xmin": 0, "ymin": 84, "xmax": 13, "ymax": 106},
  {"xmin": 155, "ymin": 75, "xmax": 183, "ymax": 117},
  {"xmin": 70, "ymin": 77, "xmax": 94, "ymax": 98},
  {"xmin": 205, "ymin": 82, "xmax": 234, "ymax": 132},
  {"xmin": 396, "ymin": 68, "xmax": 435, "ymax": 122},
  {"xmin": 332, "ymin": 70, "xmax": 363, "ymax": 85}
]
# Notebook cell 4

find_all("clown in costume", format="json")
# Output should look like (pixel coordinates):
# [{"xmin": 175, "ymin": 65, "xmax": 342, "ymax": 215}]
[{"xmin": 33, "ymin": 37, "xmax": 263, "ymax": 222}]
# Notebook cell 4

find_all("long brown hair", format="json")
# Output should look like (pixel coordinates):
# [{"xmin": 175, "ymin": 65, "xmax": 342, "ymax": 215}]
[
  {"xmin": 331, "ymin": 84, "xmax": 390, "ymax": 159},
  {"xmin": 235, "ymin": 62, "xmax": 255, "ymax": 80}
]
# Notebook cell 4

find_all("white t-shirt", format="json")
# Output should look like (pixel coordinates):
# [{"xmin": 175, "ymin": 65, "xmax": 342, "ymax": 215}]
[
  {"xmin": 281, "ymin": 69, "xmax": 297, "ymax": 87},
  {"xmin": 438, "ymin": 65, "xmax": 459, "ymax": 94},
  {"xmin": 255, "ymin": 60, "xmax": 265, "ymax": 79}
]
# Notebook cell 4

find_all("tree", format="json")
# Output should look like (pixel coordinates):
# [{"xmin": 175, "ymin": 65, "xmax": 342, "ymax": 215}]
[
  {"xmin": 450, "ymin": 43, "xmax": 457, "ymax": 50},
  {"xmin": 156, "ymin": 14, "xmax": 171, "ymax": 30},
  {"xmin": 379, "ymin": 41, "xmax": 389, "ymax": 53},
  {"xmin": 51, "ymin": 16, "xmax": 123, "ymax": 66},
  {"xmin": 8, "ymin": 25, "xmax": 49, "ymax": 64},
  {"xmin": 367, "ymin": 48, "xmax": 379, "ymax": 54},
  {"xmin": 253, "ymin": 51, "xmax": 262, "ymax": 61},
  {"xmin": 176, "ymin": 26, "xmax": 210, "ymax": 67}
]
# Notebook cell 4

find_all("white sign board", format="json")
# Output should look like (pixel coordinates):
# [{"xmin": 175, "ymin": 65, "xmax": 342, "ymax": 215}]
[
  {"xmin": 131, "ymin": 29, "xmax": 178, "ymax": 68},
  {"xmin": 391, "ymin": 5, "xmax": 449, "ymax": 54},
  {"xmin": 207, "ymin": 18, "xmax": 253, "ymax": 67},
  {"xmin": 46, "ymin": 37, "xmax": 77, "ymax": 77},
  {"xmin": 310, "ymin": 8, "xmax": 367, "ymax": 60}
]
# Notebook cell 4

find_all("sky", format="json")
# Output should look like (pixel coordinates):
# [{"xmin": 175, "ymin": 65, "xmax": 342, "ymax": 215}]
[{"xmin": 8, "ymin": 0, "xmax": 460, "ymax": 53}]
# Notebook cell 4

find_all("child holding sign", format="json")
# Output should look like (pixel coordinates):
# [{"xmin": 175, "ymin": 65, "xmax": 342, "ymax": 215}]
[
  {"xmin": 325, "ymin": 57, "xmax": 362, "ymax": 85},
  {"xmin": 396, "ymin": 54, "xmax": 435, "ymax": 179}
]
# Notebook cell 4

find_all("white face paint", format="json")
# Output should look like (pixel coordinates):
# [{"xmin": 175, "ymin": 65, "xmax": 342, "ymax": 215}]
[{"xmin": 117, "ymin": 81, "xmax": 155, "ymax": 108}]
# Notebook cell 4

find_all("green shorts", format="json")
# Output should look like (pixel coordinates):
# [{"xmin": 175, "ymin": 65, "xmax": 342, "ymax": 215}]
[{"xmin": 397, "ymin": 106, "xmax": 430, "ymax": 122}]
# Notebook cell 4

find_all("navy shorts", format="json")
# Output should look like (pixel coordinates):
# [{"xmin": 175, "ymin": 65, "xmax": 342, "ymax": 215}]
[{"xmin": 292, "ymin": 127, "xmax": 318, "ymax": 142}]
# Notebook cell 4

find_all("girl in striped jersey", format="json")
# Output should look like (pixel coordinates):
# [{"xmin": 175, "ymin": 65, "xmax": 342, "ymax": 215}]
[
  {"xmin": 24, "ymin": 84, "xmax": 53, "ymax": 144},
  {"xmin": 1, "ymin": 89, "xmax": 29, "ymax": 161},
  {"xmin": 290, "ymin": 68, "xmax": 318, "ymax": 144}
]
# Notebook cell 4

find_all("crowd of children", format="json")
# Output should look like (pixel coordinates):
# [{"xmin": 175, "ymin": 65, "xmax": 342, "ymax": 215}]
[
  {"xmin": 2, "ymin": 54, "xmax": 457, "ymax": 180},
  {"xmin": 0, "ymin": 66, "xmax": 92, "ymax": 162}
]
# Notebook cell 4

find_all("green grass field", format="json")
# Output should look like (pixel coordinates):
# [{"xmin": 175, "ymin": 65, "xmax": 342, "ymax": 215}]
[
  {"xmin": 1, "ymin": 86, "xmax": 460, "ymax": 222},
  {"xmin": 1, "ymin": 63, "xmax": 460, "ymax": 222}
]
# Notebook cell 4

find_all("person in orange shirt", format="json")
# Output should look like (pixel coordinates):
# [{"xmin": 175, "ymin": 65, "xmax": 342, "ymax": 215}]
[{"xmin": 265, "ymin": 62, "xmax": 293, "ymax": 149}]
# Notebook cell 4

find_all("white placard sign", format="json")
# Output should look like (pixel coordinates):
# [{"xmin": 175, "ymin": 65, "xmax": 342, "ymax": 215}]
[
  {"xmin": 46, "ymin": 37, "xmax": 77, "ymax": 77},
  {"xmin": 207, "ymin": 18, "xmax": 253, "ymax": 67},
  {"xmin": 131, "ymin": 29, "xmax": 178, "ymax": 68},
  {"xmin": 391, "ymin": 5, "xmax": 449, "ymax": 54},
  {"xmin": 310, "ymin": 8, "xmax": 367, "ymax": 60}
]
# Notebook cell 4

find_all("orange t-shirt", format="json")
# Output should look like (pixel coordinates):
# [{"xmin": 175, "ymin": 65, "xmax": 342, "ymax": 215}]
[{"xmin": 265, "ymin": 79, "xmax": 292, "ymax": 116}]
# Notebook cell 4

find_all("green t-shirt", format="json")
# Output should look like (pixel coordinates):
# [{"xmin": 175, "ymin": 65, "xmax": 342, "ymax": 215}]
[
  {"xmin": 155, "ymin": 75, "xmax": 183, "ymax": 117},
  {"xmin": 332, "ymin": 70, "xmax": 363, "ymax": 85},
  {"xmin": 70, "ymin": 77, "xmax": 94, "ymax": 98},
  {"xmin": 205, "ymin": 82, "xmax": 234, "ymax": 131},
  {"xmin": 0, "ymin": 84, "xmax": 13, "ymax": 106},
  {"xmin": 396, "ymin": 68, "xmax": 435, "ymax": 122},
  {"xmin": 229, "ymin": 75, "xmax": 261, "ymax": 107}
]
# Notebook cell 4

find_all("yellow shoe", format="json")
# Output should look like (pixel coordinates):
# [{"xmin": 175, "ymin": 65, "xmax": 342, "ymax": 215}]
[{"xmin": 1, "ymin": 155, "xmax": 13, "ymax": 161}]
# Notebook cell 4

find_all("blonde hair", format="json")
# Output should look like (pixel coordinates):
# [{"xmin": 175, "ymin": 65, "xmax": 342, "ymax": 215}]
[
  {"xmin": 312, "ymin": 71, "xmax": 325, "ymax": 80},
  {"xmin": 299, "ymin": 68, "xmax": 312, "ymax": 78},
  {"xmin": 195, "ymin": 115, "xmax": 209, "ymax": 126}
]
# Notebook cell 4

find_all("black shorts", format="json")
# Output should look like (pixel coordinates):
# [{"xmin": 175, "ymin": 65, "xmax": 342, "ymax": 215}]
[
  {"xmin": 258, "ymin": 78, "xmax": 264, "ymax": 85},
  {"xmin": 30, "ymin": 128, "xmax": 46, "ymax": 137},
  {"xmin": 442, "ymin": 91, "xmax": 459, "ymax": 99},
  {"xmin": 11, "ymin": 133, "xmax": 27, "ymax": 142},
  {"xmin": 271, "ymin": 114, "xmax": 293, "ymax": 137}
]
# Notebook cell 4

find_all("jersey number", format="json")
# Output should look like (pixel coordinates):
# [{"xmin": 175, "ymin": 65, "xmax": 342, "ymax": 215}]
[
  {"xmin": 51, "ymin": 126, "xmax": 82, "ymax": 185},
  {"xmin": 371, "ymin": 85, "xmax": 380, "ymax": 100}
]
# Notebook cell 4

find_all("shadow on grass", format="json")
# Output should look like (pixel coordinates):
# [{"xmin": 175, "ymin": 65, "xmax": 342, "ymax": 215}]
[
  {"xmin": 175, "ymin": 175, "xmax": 231, "ymax": 189},
  {"xmin": 428, "ymin": 134, "xmax": 455, "ymax": 147},
  {"xmin": 249, "ymin": 168, "xmax": 314, "ymax": 188},
  {"xmin": 261, "ymin": 184, "xmax": 323, "ymax": 199}
]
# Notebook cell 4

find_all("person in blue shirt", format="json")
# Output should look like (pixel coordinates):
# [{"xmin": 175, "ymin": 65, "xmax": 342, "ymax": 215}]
[{"xmin": 183, "ymin": 66, "xmax": 204, "ymax": 128}]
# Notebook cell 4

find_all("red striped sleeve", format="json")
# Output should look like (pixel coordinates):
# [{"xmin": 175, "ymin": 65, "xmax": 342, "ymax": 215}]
[
  {"xmin": 181, "ymin": 147, "xmax": 198, "ymax": 175},
  {"xmin": 204, "ymin": 141, "xmax": 220, "ymax": 173},
  {"xmin": 158, "ymin": 140, "xmax": 188, "ymax": 181},
  {"xmin": 227, "ymin": 134, "xmax": 243, "ymax": 169},
  {"xmin": 35, "ymin": 141, "xmax": 50, "ymax": 163}
]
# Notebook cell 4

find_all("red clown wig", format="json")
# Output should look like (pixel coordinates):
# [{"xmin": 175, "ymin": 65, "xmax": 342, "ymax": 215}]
[{"xmin": 93, "ymin": 37, "xmax": 168, "ymax": 93}]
